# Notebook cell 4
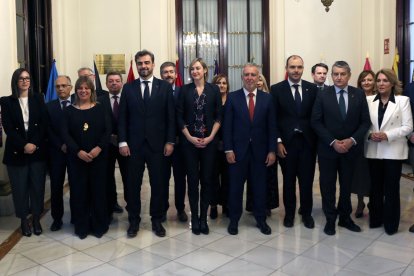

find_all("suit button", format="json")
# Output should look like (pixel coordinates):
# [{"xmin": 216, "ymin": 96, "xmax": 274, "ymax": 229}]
[
  {"xmin": 35, "ymin": 123, "xmax": 38, "ymax": 126},
  {"xmin": 14, "ymin": 152, "xmax": 17, "ymax": 154},
  {"xmin": 16, "ymin": 127, "xmax": 18, "ymax": 130}
]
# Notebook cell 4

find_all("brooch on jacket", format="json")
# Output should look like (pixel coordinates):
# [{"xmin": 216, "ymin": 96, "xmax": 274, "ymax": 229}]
[{"xmin": 83, "ymin": 123, "xmax": 89, "ymax": 131}]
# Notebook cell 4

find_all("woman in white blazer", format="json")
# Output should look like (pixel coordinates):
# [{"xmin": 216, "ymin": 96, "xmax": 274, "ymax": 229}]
[{"xmin": 365, "ymin": 68, "xmax": 413, "ymax": 235}]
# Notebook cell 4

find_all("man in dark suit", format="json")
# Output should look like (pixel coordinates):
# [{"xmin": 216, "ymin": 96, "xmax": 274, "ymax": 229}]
[
  {"xmin": 47, "ymin": 75, "xmax": 74, "ymax": 231},
  {"xmin": 271, "ymin": 55, "xmax": 318, "ymax": 229},
  {"xmin": 77, "ymin": 67, "xmax": 108, "ymax": 97},
  {"xmin": 311, "ymin": 63, "xmax": 329, "ymax": 91},
  {"xmin": 223, "ymin": 63, "xmax": 276, "ymax": 235},
  {"xmin": 118, "ymin": 50, "xmax": 175, "ymax": 238},
  {"xmin": 97, "ymin": 71, "xmax": 127, "ymax": 222},
  {"xmin": 311, "ymin": 61, "xmax": 371, "ymax": 235},
  {"xmin": 159, "ymin": 61, "xmax": 188, "ymax": 222}
]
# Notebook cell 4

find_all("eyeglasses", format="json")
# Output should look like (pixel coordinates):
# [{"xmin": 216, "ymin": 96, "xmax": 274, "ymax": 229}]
[
  {"xmin": 55, "ymin": 84, "xmax": 71, "ymax": 88},
  {"xmin": 18, "ymin": 77, "xmax": 30, "ymax": 82}
]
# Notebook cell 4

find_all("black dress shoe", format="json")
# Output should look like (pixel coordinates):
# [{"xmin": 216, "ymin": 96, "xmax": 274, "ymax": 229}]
[
  {"xmin": 152, "ymin": 221, "xmax": 166, "ymax": 237},
  {"xmin": 385, "ymin": 228, "xmax": 398, "ymax": 235},
  {"xmin": 113, "ymin": 203, "xmax": 124, "ymax": 213},
  {"xmin": 177, "ymin": 210, "xmax": 188, "ymax": 222},
  {"xmin": 210, "ymin": 206, "xmax": 218, "ymax": 219},
  {"xmin": 409, "ymin": 224, "xmax": 414, "ymax": 233},
  {"xmin": 32, "ymin": 217, "xmax": 42, "ymax": 236},
  {"xmin": 50, "ymin": 220, "xmax": 63, "ymax": 232},
  {"xmin": 354, "ymin": 202, "xmax": 365, "ymax": 218},
  {"xmin": 127, "ymin": 222, "xmax": 139, "ymax": 238},
  {"xmin": 191, "ymin": 218, "xmax": 200, "ymax": 235},
  {"xmin": 199, "ymin": 220, "xmax": 209, "ymax": 235},
  {"xmin": 21, "ymin": 219, "xmax": 32, "ymax": 237},
  {"xmin": 369, "ymin": 221, "xmax": 383, "ymax": 228},
  {"xmin": 338, "ymin": 219, "xmax": 361, "ymax": 232},
  {"xmin": 324, "ymin": 221, "xmax": 336, "ymax": 235},
  {"xmin": 228, "ymin": 221, "xmax": 238, "ymax": 235},
  {"xmin": 302, "ymin": 216, "xmax": 315, "ymax": 229},
  {"xmin": 283, "ymin": 217, "xmax": 294, "ymax": 228},
  {"xmin": 256, "ymin": 221, "xmax": 271, "ymax": 235},
  {"xmin": 78, "ymin": 233, "xmax": 88, "ymax": 240}
]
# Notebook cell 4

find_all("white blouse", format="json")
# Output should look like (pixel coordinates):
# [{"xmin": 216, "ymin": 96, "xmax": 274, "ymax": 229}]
[{"xmin": 18, "ymin": 97, "xmax": 29, "ymax": 131}]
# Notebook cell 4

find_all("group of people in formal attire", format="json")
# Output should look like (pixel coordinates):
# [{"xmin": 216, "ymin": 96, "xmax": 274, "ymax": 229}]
[{"xmin": 2, "ymin": 50, "xmax": 414, "ymax": 240}]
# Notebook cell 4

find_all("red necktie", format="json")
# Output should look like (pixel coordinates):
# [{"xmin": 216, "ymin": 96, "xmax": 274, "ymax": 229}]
[
  {"xmin": 112, "ymin": 95, "xmax": 119, "ymax": 120},
  {"xmin": 248, "ymin": 92, "xmax": 255, "ymax": 121}
]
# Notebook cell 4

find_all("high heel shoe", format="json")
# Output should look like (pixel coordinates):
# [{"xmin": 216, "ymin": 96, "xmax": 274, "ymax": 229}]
[
  {"xmin": 199, "ymin": 219, "xmax": 209, "ymax": 235},
  {"xmin": 21, "ymin": 219, "xmax": 32, "ymax": 237},
  {"xmin": 32, "ymin": 216, "xmax": 43, "ymax": 235},
  {"xmin": 355, "ymin": 201, "xmax": 365, "ymax": 218}
]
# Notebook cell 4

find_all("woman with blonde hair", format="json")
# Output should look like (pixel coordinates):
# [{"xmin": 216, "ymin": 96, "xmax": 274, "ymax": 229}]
[{"xmin": 365, "ymin": 69, "xmax": 412, "ymax": 235}]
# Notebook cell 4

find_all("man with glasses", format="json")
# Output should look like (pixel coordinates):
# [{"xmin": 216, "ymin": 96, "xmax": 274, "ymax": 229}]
[
  {"xmin": 311, "ymin": 61, "xmax": 371, "ymax": 236},
  {"xmin": 47, "ymin": 75, "xmax": 75, "ymax": 231}
]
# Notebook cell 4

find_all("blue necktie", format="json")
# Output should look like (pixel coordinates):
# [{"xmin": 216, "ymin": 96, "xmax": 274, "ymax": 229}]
[
  {"xmin": 143, "ymin": 81, "xmax": 150, "ymax": 105},
  {"xmin": 61, "ymin": 100, "xmax": 69, "ymax": 109},
  {"xmin": 339, "ymin": 90, "xmax": 346, "ymax": 120},
  {"xmin": 293, "ymin": 84, "xmax": 301, "ymax": 114}
]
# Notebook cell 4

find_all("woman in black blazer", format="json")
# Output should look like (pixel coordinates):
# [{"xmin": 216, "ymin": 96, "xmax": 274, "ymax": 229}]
[
  {"xmin": 0, "ymin": 68, "xmax": 48, "ymax": 237},
  {"xmin": 176, "ymin": 58, "xmax": 222, "ymax": 235}
]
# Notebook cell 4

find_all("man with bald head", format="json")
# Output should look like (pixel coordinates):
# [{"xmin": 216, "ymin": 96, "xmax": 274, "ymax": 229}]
[
  {"xmin": 47, "ymin": 75, "xmax": 75, "ymax": 231},
  {"xmin": 77, "ymin": 67, "xmax": 108, "ymax": 97}
]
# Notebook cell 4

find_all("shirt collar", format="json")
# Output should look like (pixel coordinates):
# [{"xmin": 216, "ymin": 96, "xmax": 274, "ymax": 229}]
[
  {"xmin": 59, "ymin": 97, "xmax": 71, "ymax": 103},
  {"xmin": 243, "ymin": 87, "xmax": 257, "ymax": 97},
  {"xmin": 373, "ymin": 92, "xmax": 396, "ymax": 103},
  {"xmin": 288, "ymin": 79, "xmax": 302, "ymax": 87},
  {"xmin": 110, "ymin": 90, "xmax": 122, "ymax": 98},
  {"xmin": 140, "ymin": 76, "xmax": 154, "ymax": 83},
  {"xmin": 334, "ymin": 86, "xmax": 348, "ymax": 94}
]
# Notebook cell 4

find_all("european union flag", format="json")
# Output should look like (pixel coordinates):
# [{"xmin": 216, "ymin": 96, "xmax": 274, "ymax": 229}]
[{"xmin": 45, "ymin": 60, "xmax": 58, "ymax": 103}]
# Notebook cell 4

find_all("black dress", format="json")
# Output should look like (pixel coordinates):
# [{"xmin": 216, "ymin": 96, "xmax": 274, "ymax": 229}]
[{"xmin": 62, "ymin": 103, "xmax": 111, "ymax": 237}]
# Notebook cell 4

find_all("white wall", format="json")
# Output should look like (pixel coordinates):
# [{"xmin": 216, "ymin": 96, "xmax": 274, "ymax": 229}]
[{"xmin": 270, "ymin": 0, "xmax": 396, "ymax": 86}]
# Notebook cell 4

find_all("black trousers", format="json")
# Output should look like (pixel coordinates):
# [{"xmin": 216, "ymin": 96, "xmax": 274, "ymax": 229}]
[
  {"xmin": 279, "ymin": 134, "xmax": 316, "ymax": 218},
  {"xmin": 7, "ymin": 161, "xmax": 46, "ymax": 219},
  {"xmin": 163, "ymin": 142, "xmax": 186, "ymax": 213},
  {"xmin": 69, "ymin": 152, "xmax": 108, "ymax": 236},
  {"xmin": 48, "ymin": 148, "xmax": 71, "ymax": 222},
  {"xmin": 318, "ymin": 154, "xmax": 355, "ymax": 222},
  {"xmin": 182, "ymin": 142, "xmax": 216, "ymax": 220},
  {"xmin": 125, "ymin": 142, "xmax": 166, "ymax": 223},
  {"xmin": 228, "ymin": 146, "xmax": 267, "ymax": 222},
  {"xmin": 368, "ymin": 158, "xmax": 402, "ymax": 233},
  {"xmin": 106, "ymin": 144, "xmax": 128, "ymax": 215},
  {"xmin": 211, "ymin": 150, "xmax": 229, "ymax": 208}
]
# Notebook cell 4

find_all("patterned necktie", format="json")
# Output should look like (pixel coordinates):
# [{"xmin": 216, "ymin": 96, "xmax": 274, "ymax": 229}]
[
  {"xmin": 61, "ymin": 100, "xmax": 69, "ymax": 109},
  {"xmin": 248, "ymin": 92, "xmax": 255, "ymax": 121},
  {"xmin": 112, "ymin": 95, "xmax": 119, "ymax": 120},
  {"xmin": 293, "ymin": 84, "xmax": 301, "ymax": 114},
  {"xmin": 143, "ymin": 81, "xmax": 150, "ymax": 105},
  {"xmin": 339, "ymin": 90, "xmax": 346, "ymax": 119}
]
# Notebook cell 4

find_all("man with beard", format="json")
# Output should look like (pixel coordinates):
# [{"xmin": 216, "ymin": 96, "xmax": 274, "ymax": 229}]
[
  {"xmin": 118, "ymin": 50, "xmax": 175, "ymax": 238},
  {"xmin": 159, "ymin": 62, "xmax": 188, "ymax": 222},
  {"xmin": 271, "ymin": 55, "xmax": 318, "ymax": 229}
]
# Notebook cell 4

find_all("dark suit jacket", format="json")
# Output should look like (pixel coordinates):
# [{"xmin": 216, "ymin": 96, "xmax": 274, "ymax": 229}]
[
  {"xmin": 311, "ymin": 85, "xmax": 371, "ymax": 158},
  {"xmin": 271, "ymin": 80, "xmax": 317, "ymax": 148},
  {"xmin": 46, "ymin": 95, "xmax": 75, "ymax": 151},
  {"xmin": 176, "ymin": 82, "xmax": 222, "ymax": 144},
  {"xmin": 223, "ymin": 89, "xmax": 276, "ymax": 161},
  {"xmin": 404, "ymin": 82, "xmax": 414, "ymax": 147},
  {"xmin": 97, "ymin": 94, "xmax": 119, "ymax": 135},
  {"xmin": 0, "ymin": 93, "xmax": 48, "ymax": 166},
  {"xmin": 118, "ymin": 77, "xmax": 175, "ymax": 153},
  {"xmin": 96, "ymin": 89, "xmax": 109, "ymax": 98}
]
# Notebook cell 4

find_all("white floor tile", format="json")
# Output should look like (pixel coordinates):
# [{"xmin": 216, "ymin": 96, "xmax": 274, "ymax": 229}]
[
  {"xmin": 117, "ymin": 229, "xmax": 168, "ymax": 249},
  {"xmin": 0, "ymin": 253, "xmax": 37, "ymax": 275},
  {"xmin": 320, "ymin": 232, "xmax": 374, "ymax": 252},
  {"xmin": 143, "ymin": 237, "xmax": 200, "ymax": 259},
  {"xmin": 345, "ymin": 254, "xmax": 407, "ymax": 275},
  {"xmin": 109, "ymin": 250, "xmax": 170, "ymax": 275},
  {"xmin": 363, "ymin": 240, "xmax": 414, "ymax": 264},
  {"xmin": 60, "ymin": 234, "xmax": 112, "ymax": 251},
  {"xmin": 83, "ymin": 239, "xmax": 139, "ymax": 262},
  {"xmin": 205, "ymin": 235, "xmax": 260, "ymax": 257},
  {"xmin": 19, "ymin": 241, "xmax": 76, "ymax": 264},
  {"xmin": 141, "ymin": 261, "xmax": 205, "ymax": 276},
  {"xmin": 9, "ymin": 265, "xmax": 58, "ymax": 276},
  {"xmin": 239, "ymin": 245, "xmax": 296, "ymax": 270},
  {"xmin": 173, "ymin": 230, "xmax": 225, "ymax": 247},
  {"xmin": 263, "ymin": 233, "xmax": 317, "ymax": 254},
  {"xmin": 174, "ymin": 247, "xmax": 233, "ymax": 273},
  {"xmin": 210, "ymin": 258, "xmax": 274, "ymax": 276},
  {"xmin": 42, "ymin": 251, "xmax": 103, "ymax": 276},
  {"xmin": 280, "ymin": 256, "xmax": 341, "ymax": 276},
  {"xmin": 302, "ymin": 243, "xmax": 359, "ymax": 266},
  {"xmin": 76, "ymin": 263, "xmax": 134, "ymax": 276}
]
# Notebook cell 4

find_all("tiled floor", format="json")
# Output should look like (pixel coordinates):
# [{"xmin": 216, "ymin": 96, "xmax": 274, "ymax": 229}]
[{"xmin": 1, "ymin": 164, "xmax": 414, "ymax": 275}]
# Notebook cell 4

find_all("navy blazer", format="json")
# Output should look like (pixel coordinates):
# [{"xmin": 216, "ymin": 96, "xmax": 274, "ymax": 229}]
[
  {"xmin": 118, "ymin": 77, "xmax": 175, "ymax": 153},
  {"xmin": 311, "ymin": 85, "xmax": 371, "ymax": 158},
  {"xmin": 270, "ymin": 80, "xmax": 317, "ymax": 148},
  {"xmin": 46, "ymin": 95, "xmax": 75, "ymax": 151},
  {"xmin": 97, "ymin": 94, "xmax": 119, "ymax": 135},
  {"xmin": 404, "ymin": 82, "xmax": 414, "ymax": 146},
  {"xmin": 1, "ymin": 93, "xmax": 48, "ymax": 166},
  {"xmin": 176, "ymin": 82, "xmax": 222, "ymax": 143},
  {"xmin": 223, "ymin": 89, "xmax": 277, "ymax": 161}
]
